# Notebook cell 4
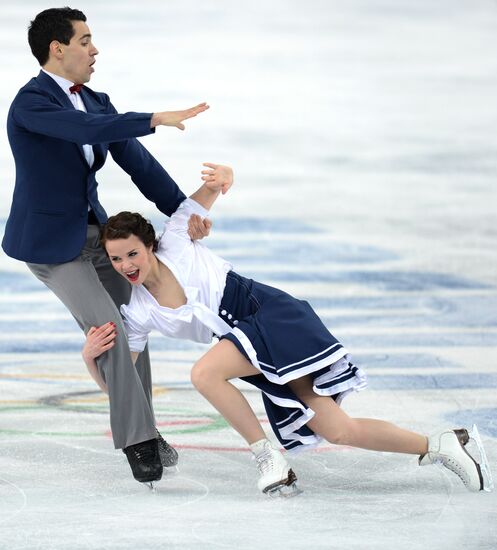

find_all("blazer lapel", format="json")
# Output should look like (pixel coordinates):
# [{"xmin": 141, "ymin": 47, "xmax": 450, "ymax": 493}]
[
  {"xmin": 80, "ymin": 88, "xmax": 106, "ymax": 171},
  {"xmin": 35, "ymin": 71, "xmax": 87, "ymax": 165},
  {"xmin": 36, "ymin": 70, "xmax": 74, "ymax": 110}
]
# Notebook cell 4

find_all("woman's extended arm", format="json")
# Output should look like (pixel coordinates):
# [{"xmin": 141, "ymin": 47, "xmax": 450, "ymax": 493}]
[
  {"xmin": 82, "ymin": 323, "xmax": 141, "ymax": 393},
  {"xmin": 183, "ymin": 163, "xmax": 232, "ymax": 239},
  {"xmin": 82, "ymin": 323, "xmax": 118, "ymax": 393},
  {"xmin": 82, "ymin": 324, "xmax": 113, "ymax": 393},
  {"xmin": 189, "ymin": 163, "xmax": 233, "ymax": 211}
]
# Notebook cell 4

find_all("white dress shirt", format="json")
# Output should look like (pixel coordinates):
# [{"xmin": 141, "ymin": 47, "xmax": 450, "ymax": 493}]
[
  {"xmin": 121, "ymin": 198, "xmax": 233, "ymax": 352},
  {"xmin": 41, "ymin": 69, "xmax": 95, "ymax": 168}
]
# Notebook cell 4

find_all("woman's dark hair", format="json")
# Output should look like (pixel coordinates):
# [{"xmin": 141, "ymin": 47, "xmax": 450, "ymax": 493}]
[
  {"xmin": 28, "ymin": 7, "xmax": 87, "ymax": 65},
  {"xmin": 100, "ymin": 212, "xmax": 159, "ymax": 253}
]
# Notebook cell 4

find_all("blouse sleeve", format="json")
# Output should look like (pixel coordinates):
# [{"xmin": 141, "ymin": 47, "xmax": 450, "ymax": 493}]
[
  {"xmin": 155, "ymin": 198, "xmax": 210, "ymax": 261},
  {"xmin": 162, "ymin": 198, "xmax": 210, "ymax": 242},
  {"xmin": 120, "ymin": 306, "xmax": 149, "ymax": 353}
]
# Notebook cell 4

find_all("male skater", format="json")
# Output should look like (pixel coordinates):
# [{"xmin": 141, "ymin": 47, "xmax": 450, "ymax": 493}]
[{"xmin": 2, "ymin": 7, "xmax": 209, "ymax": 486}]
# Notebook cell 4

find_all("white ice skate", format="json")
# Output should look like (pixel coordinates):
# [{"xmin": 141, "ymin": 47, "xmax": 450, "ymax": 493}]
[
  {"xmin": 250, "ymin": 439, "xmax": 300, "ymax": 497},
  {"xmin": 419, "ymin": 425, "xmax": 493, "ymax": 492}
]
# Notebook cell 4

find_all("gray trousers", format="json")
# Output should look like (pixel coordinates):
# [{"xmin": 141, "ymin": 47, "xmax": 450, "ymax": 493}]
[{"xmin": 27, "ymin": 224, "xmax": 156, "ymax": 449}]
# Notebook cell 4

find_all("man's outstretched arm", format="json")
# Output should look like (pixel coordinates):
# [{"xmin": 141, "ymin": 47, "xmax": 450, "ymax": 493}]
[{"xmin": 150, "ymin": 103, "xmax": 209, "ymax": 130}]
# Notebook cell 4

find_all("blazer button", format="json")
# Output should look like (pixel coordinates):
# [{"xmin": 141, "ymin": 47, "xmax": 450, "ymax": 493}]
[{"xmin": 221, "ymin": 309, "xmax": 227, "ymax": 316}]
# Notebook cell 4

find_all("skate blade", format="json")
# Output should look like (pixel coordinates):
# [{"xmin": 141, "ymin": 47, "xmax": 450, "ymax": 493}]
[
  {"xmin": 160, "ymin": 457, "xmax": 179, "ymax": 469},
  {"xmin": 469, "ymin": 424, "xmax": 494, "ymax": 492},
  {"xmin": 158, "ymin": 446, "xmax": 179, "ymax": 469},
  {"xmin": 264, "ymin": 469, "xmax": 302, "ymax": 498},
  {"xmin": 267, "ymin": 481, "xmax": 302, "ymax": 499},
  {"xmin": 143, "ymin": 481, "xmax": 158, "ymax": 493}
]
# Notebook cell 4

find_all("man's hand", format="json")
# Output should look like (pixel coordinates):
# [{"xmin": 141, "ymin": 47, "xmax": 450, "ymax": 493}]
[
  {"xmin": 187, "ymin": 213, "xmax": 212, "ymax": 241},
  {"xmin": 82, "ymin": 322, "xmax": 116, "ymax": 362},
  {"xmin": 201, "ymin": 163, "xmax": 233, "ymax": 194},
  {"xmin": 151, "ymin": 103, "xmax": 210, "ymax": 130}
]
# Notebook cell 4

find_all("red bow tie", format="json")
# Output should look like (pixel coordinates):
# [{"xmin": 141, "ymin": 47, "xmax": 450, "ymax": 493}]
[{"xmin": 69, "ymin": 84, "xmax": 83, "ymax": 94}]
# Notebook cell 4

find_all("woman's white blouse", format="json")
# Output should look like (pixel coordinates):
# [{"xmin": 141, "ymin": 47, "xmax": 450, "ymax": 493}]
[{"xmin": 120, "ymin": 198, "xmax": 233, "ymax": 352}]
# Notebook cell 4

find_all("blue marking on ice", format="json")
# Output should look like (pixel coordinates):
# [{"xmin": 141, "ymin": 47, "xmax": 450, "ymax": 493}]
[
  {"xmin": 307, "ymin": 295, "xmax": 497, "ymax": 329},
  {"xmin": 0, "ymin": 301, "xmax": 66, "ymax": 314},
  {"xmin": 151, "ymin": 215, "xmax": 320, "ymax": 234},
  {"xmin": 0, "ymin": 272, "xmax": 48, "ymax": 293},
  {"xmin": 208, "ymin": 238, "xmax": 399, "ymax": 264},
  {"xmin": 354, "ymin": 352, "xmax": 461, "ymax": 369},
  {"xmin": 445, "ymin": 408, "xmax": 497, "ymax": 438},
  {"xmin": 368, "ymin": 373, "xmax": 497, "ymax": 390},
  {"xmin": 303, "ymin": 294, "xmax": 496, "ymax": 311},
  {"xmin": 1, "ymin": 218, "xmax": 494, "ymax": 359},
  {"xmin": 0, "ymin": 337, "xmax": 209, "ymax": 354},
  {"xmin": 152, "ymin": 215, "xmax": 398, "ymax": 263},
  {"xmin": 1, "ymin": 328, "xmax": 496, "ymax": 353},
  {"xmin": 242, "ymin": 269, "xmax": 488, "ymax": 290},
  {"xmin": 341, "ymin": 332, "xmax": 497, "ymax": 348},
  {"xmin": 0, "ymin": 342, "xmax": 83, "ymax": 353},
  {"xmin": 0, "ymin": 320, "xmax": 80, "ymax": 333},
  {"xmin": 320, "ymin": 314, "xmax": 497, "ymax": 330}
]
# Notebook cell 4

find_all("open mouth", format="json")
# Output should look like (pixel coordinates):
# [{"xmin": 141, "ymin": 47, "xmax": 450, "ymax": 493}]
[{"xmin": 125, "ymin": 270, "xmax": 139, "ymax": 282}]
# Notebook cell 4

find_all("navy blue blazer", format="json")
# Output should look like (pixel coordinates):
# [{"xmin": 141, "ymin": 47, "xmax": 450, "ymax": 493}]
[{"xmin": 2, "ymin": 70, "xmax": 186, "ymax": 264}]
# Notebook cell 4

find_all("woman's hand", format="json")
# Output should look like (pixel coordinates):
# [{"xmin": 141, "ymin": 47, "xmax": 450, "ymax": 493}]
[
  {"xmin": 201, "ymin": 163, "xmax": 233, "ymax": 194},
  {"xmin": 82, "ymin": 322, "xmax": 117, "ymax": 362},
  {"xmin": 187, "ymin": 163, "xmax": 233, "ymax": 226}
]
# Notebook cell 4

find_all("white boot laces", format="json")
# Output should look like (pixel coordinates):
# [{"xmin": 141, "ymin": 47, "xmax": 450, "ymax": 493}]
[
  {"xmin": 255, "ymin": 447, "xmax": 274, "ymax": 475},
  {"xmin": 442, "ymin": 457, "xmax": 469, "ymax": 487}
]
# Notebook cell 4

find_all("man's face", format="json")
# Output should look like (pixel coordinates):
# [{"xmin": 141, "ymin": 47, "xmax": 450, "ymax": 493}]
[{"xmin": 59, "ymin": 20, "xmax": 99, "ymax": 84}]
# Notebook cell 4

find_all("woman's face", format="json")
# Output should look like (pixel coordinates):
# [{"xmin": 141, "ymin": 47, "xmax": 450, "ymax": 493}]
[{"xmin": 105, "ymin": 235, "xmax": 154, "ymax": 286}]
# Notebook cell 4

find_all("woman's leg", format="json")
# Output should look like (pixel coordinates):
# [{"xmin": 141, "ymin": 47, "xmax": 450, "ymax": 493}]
[
  {"xmin": 190, "ymin": 339, "xmax": 266, "ymax": 444},
  {"xmin": 288, "ymin": 376, "xmax": 428, "ymax": 455}
]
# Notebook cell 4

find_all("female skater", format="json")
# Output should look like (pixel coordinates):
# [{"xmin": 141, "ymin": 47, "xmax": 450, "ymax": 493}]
[{"xmin": 82, "ymin": 163, "xmax": 492, "ymax": 496}]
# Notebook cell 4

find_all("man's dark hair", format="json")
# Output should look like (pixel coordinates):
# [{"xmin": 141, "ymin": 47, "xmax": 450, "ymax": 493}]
[{"xmin": 28, "ymin": 7, "xmax": 86, "ymax": 66}]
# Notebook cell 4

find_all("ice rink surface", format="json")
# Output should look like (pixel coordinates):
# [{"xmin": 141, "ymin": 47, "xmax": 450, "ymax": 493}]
[{"xmin": 1, "ymin": 1, "xmax": 497, "ymax": 549}]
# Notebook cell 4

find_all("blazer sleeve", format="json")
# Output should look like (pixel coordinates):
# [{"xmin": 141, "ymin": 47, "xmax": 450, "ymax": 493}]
[
  {"xmin": 103, "ymin": 99, "xmax": 187, "ymax": 216},
  {"xmin": 11, "ymin": 88, "xmax": 155, "ymax": 145}
]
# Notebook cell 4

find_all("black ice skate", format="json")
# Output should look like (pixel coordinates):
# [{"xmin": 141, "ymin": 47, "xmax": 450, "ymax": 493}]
[
  {"xmin": 419, "ymin": 424, "xmax": 493, "ymax": 492},
  {"xmin": 123, "ymin": 438, "xmax": 163, "ymax": 490},
  {"xmin": 156, "ymin": 428, "xmax": 179, "ymax": 469}
]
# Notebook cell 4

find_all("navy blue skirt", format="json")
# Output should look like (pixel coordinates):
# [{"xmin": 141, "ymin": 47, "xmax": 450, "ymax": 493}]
[{"xmin": 219, "ymin": 271, "xmax": 367, "ymax": 451}]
